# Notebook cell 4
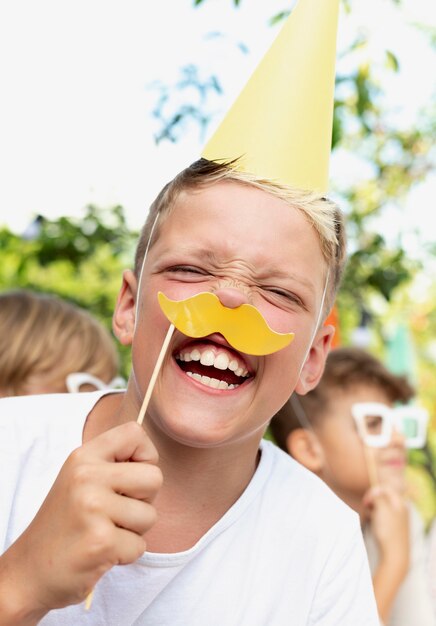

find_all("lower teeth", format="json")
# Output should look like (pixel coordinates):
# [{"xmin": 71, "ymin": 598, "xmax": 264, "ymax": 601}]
[{"xmin": 186, "ymin": 371, "xmax": 238, "ymax": 390}]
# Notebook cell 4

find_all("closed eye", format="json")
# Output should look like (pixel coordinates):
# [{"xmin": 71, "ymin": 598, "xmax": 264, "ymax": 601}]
[
  {"xmin": 165, "ymin": 265, "xmax": 210, "ymax": 280},
  {"xmin": 167, "ymin": 265, "xmax": 205, "ymax": 274},
  {"xmin": 263, "ymin": 287, "xmax": 306, "ymax": 309}
]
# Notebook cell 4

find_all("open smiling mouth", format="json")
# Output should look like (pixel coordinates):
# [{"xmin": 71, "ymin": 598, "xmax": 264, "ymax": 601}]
[{"xmin": 175, "ymin": 342, "xmax": 252, "ymax": 391}]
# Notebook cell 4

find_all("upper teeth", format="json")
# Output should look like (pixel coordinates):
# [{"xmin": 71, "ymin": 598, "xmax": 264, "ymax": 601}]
[{"xmin": 177, "ymin": 347, "xmax": 249, "ymax": 378}]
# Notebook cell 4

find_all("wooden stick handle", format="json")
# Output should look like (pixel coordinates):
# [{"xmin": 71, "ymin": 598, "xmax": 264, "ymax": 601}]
[
  {"xmin": 84, "ymin": 590, "xmax": 94, "ymax": 611},
  {"xmin": 137, "ymin": 323, "xmax": 175, "ymax": 426},
  {"xmin": 85, "ymin": 323, "xmax": 175, "ymax": 610},
  {"xmin": 363, "ymin": 445, "xmax": 378, "ymax": 487}
]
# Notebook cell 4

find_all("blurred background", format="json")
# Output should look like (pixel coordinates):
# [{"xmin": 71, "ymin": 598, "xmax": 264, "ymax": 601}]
[{"xmin": 0, "ymin": 0, "xmax": 435, "ymax": 522}]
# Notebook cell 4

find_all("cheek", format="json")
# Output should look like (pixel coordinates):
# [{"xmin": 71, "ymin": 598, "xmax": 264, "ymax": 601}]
[
  {"xmin": 326, "ymin": 431, "xmax": 366, "ymax": 464},
  {"xmin": 256, "ymin": 301, "xmax": 297, "ymax": 335},
  {"xmin": 257, "ymin": 303, "xmax": 317, "ymax": 364},
  {"xmin": 263, "ymin": 348, "xmax": 303, "ymax": 407}
]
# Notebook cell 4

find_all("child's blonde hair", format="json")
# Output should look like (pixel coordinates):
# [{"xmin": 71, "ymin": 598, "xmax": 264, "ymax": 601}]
[
  {"xmin": 0, "ymin": 290, "xmax": 119, "ymax": 396},
  {"xmin": 134, "ymin": 159, "xmax": 347, "ymax": 316}
]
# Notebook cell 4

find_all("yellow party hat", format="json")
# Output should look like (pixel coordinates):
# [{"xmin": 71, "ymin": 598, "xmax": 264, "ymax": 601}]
[{"xmin": 201, "ymin": 0, "xmax": 340, "ymax": 193}]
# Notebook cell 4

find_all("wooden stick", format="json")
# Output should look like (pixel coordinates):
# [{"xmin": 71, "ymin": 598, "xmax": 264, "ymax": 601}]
[
  {"xmin": 84, "ymin": 590, "xmax": 94, "ymax": 610},
  {"xmin": 137, "ymin": 323, "xmax": 175, "ymax": 426},
  {"xmin": 84, "ymin": 323, "xmax": 175, "ymax": 611},
  {"xmin": 363, "ymin": 445, "xmax": 378, "ymax": 487}
]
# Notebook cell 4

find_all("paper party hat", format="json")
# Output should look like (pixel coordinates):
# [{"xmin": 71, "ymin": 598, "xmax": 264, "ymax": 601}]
[{"xmin": 202, "ymin": 0, "xmax": 340, "ymax": 193}]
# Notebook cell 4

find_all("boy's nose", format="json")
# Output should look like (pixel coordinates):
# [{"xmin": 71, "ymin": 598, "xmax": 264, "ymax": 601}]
[
  {"xmin": 390, "ymin": 425, "xmax": 407, "ymax": 448},
  {"xmin": 212, "ymin": 285, "xmax": 251, "ymax": 309}
]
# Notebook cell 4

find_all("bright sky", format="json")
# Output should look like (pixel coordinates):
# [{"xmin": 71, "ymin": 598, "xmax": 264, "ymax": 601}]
[{"xmin": 0, "ymin": 0, "xmax": 435, "ymax": 237}]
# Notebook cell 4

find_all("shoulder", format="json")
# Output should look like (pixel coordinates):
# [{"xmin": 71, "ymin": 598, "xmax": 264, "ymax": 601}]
[
  {"xmin": 254, "ymin": 442, "xmax": 378, "ymax": 623},
  {"xmin": 261, "ymin": 439, "xmax": 359, "ymax": 530},
  {"xmin": 0, "ymin": 391, "xmax": 109, "ymax": 449}
]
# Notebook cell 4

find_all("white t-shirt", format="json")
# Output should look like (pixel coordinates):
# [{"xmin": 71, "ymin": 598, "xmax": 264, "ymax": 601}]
[
  {"xmin": 364, "ymin": 504, "xmax": 436, "ymax": 626},
  {"xmin": 0, "ymin": 392, "xmax": 379, "ymax": 625}
]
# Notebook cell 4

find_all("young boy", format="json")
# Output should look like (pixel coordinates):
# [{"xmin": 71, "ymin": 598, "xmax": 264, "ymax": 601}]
[
  {"xmin": 0, "ymin": 158, "xmax": 381, "ymax": 626},
  {"xmin": 0, "ymin": 1, "xmax": 379, "ymax": 623},
  {"xmin": 270, "ymin": 346, "xmax": 434, "ymax": 626}
]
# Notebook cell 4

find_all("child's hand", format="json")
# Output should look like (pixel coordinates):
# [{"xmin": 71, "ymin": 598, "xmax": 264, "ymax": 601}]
[
  {"xmin": 362, "ymin": 484, "xmax": 410, "ymax": 570},
  {"xmin": 0, "ymin": 421, "xmax": 162, "ymax": 622},
  {"xmin": 362, "ymin": 484, "xmax": 410, "ymax": 624}
]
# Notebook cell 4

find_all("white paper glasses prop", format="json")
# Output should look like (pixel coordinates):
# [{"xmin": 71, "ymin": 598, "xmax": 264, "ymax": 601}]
[
  {"xmin": 66, "ymin": 372, "xmax": 126, "ymax": 393},
  {"xmin": 352, "ymin": 402, "xmax": 429, "ymax": 450}
]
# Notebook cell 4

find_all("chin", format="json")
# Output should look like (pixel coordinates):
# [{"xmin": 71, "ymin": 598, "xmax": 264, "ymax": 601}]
[
  {"xmin": 378, "ymin": 468, "xmax": 406, "ymax": 493},
  {"xmin": 149, "ymin": 396, "xmax": 268, "ymax": 450},
  {"xmin": 154, "ymin": 416, "xmax": 241, "ymax": 449}
]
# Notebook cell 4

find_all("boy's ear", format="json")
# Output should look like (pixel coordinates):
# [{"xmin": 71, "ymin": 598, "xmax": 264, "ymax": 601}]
[
  {"xmin": 295, "ymin": 324, "xmax": 334, "ymax": 395},
  {"xmin": 112, "ymin": 270, "xmax": 138, "ymax": 346},
  {"xmin": 286, "ymin": 428, "xmax": 325, "ymax": 474}
]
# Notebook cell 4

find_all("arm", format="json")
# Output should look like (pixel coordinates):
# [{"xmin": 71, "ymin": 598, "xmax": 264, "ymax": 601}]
[
  {"xmin": 362, "ymin": 485, "xmax": 410, "ymax": 625},
  {"xmin": 0, "ymin": 421, "xmax": 162, "ymax": 625}
]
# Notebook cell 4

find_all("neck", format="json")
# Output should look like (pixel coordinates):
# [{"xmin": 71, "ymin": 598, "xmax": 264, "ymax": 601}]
[{"xmin": 145, "ymin": 427, "xmax": 262, "ymax": 552}]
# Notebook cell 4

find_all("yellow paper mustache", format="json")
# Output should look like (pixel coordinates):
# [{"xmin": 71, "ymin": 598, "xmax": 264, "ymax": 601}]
[{"xmin": 158, "ymin": 292, "xmax": 295, "ymax": 356}]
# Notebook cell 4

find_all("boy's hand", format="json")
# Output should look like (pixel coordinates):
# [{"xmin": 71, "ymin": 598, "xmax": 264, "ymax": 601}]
[
  {"xmin": 362, "ymin": 484, "xmax": 410, "ymax": 624},
  {"xmin": 0, "ymin": 421, "xmax": 162, "ymax": 623}
]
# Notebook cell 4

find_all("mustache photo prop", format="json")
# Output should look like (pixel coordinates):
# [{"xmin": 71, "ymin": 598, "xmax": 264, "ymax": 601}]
[
  {"xmin": 135, "ymin": 291, "xmax": 295, "ymax": 428},
  {"xmin": 158, "ymin": 291, "xmax": 295, "ymax": 356}
]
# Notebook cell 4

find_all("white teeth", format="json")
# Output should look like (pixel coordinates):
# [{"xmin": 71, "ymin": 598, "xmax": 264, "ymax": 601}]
[
  {"xmin": 177, "ymin": 347, "xmax": 250, "ymax": 382},
  {"xmin": 200, "ymin": 349, "xmax": 215, "ymax": 366},
  {"xmin": 214, "ymin": 353, "xmax": 229, "ymax": 370},
  {"xmin": 185, "ymin": 371, "xmax": 241, "ymax": 391},
  {"xmin": 191, "ymin": 349, "xmax": 201, "ymax": 361}
]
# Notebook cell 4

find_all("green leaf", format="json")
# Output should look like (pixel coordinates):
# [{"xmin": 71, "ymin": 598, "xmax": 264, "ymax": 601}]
[
  {"xmin": 385, "ymin": 50, "xmax": 400, "ymax": 72},
  {"xmin": 269, "ymin": 11, "xmax": 290, "ymax": 27}
]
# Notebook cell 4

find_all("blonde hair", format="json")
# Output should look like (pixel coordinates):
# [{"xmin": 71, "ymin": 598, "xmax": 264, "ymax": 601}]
[
  {"xmin": 0, "ymin": 290, "xmax": 119, "ymax": 396},
  {"xmin": 134, "ymin": 159, "xmax": 347, "ymax": 314}
]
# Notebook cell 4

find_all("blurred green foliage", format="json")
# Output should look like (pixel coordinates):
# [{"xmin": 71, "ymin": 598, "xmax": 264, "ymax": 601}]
[{"xmin": 0, "ymin": 206, "xmax": 138, "ymax": 377}]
